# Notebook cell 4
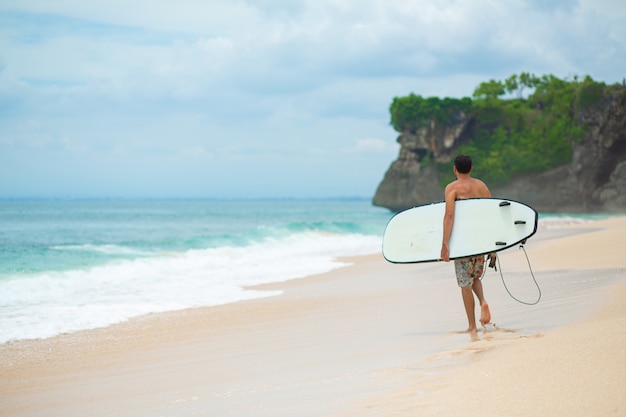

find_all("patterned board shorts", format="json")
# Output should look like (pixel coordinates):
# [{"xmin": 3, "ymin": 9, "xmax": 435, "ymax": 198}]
[{"xmin": 454, "ymin": 255, "xmax": 486, "ymax": 287}]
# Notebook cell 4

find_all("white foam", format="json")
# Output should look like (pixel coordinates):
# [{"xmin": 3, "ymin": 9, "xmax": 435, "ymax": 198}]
[
  {"xmin": 0, "ymin": 231, "xmax": 381, "ymax": 343},
  {"xmin": 52, "ymin": 244, "xmax": 154, "ymax": 256},
  {"xmin": 538, "ymin": 216, "xmax": 594, "ymax": 230}
]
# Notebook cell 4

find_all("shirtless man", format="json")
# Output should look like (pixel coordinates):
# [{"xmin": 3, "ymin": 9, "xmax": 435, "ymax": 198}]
[{"xmin": 440, "ymin": 154, "xmax": 492, "ymax": 332}]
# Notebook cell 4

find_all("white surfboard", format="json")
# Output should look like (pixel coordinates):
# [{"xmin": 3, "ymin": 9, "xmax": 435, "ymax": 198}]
[{"xmin": 382, "ymin": 198, "xmax": 538, "ymax": 263}]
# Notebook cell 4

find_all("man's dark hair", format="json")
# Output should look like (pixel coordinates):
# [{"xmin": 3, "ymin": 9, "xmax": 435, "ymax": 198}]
[{"xmin": 454, "ymin": 154, "xmax": 472, "ymax": 174}]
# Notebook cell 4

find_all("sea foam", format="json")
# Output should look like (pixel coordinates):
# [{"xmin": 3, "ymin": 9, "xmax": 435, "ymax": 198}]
[{"xmin": 0, "ymin": 231, "xmax": 380, "ymax": 343}]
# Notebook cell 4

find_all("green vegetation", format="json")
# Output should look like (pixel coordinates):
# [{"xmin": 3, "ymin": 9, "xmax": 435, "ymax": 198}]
[
  {"xmin": 389, "ymin": 94, "xmax": 472, "ymax": 131},
  {"xmin": 390, "ymin": 73, "xmax": 611, "ymax": 186}
]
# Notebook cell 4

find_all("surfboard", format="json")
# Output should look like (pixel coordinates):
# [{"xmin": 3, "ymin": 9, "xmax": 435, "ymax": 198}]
[{"xmin": 382, "ymin": 198, "xmax": 538, "ymax": 263}]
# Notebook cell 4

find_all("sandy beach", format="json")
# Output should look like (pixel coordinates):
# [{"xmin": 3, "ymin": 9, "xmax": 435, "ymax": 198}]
[{"xmin": 1, "ymin": 216, "xmax": 625, "ymax": 416}]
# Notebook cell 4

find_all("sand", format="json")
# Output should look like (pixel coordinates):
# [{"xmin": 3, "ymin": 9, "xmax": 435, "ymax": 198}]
[{"xmin": 1, "ymin": 216, "xmax": 625, "ymax": 416}]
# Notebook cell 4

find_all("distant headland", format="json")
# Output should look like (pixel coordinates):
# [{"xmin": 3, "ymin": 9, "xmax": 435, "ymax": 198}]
[{"xmin": 373, "ymin": 73, "xmax": 626, "ymax": 212}]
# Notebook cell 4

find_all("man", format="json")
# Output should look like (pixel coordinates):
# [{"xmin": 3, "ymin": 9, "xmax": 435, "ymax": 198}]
[{"xmin": 440, "ymin": 154, "xmax": 492, "ymax": 332}]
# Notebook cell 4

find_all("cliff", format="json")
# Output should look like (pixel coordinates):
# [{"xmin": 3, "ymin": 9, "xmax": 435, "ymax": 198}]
[{"xmin": 373, "ymin": 84, "xmax": 626, "ymax": 213}]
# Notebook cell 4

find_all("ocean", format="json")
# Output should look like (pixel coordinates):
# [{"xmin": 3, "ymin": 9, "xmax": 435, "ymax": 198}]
[
  {"xmin": 0, "ymin": 199, "xmax": 392, "ymax": 344},
  {"xmin": 0, "ymin": 199, "xmax": 610, "ymax": 345}
]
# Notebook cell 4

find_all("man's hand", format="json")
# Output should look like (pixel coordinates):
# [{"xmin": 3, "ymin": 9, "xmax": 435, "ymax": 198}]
[{"xmin": 440, "ymin": 243, "xmax": 450, "ymax": 262}]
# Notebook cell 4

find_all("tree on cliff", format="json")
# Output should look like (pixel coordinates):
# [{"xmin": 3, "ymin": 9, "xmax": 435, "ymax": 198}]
[
  {"xmin": 388, "ymin": 73, "xmax": 613, "ymax": 187},
  {"xmin": 473, "ymin": 79, "xmax": 505, "ymax": 100},
  {"xmin": 503, "ymin": 72, "xmax": 540, "ymax": 99},
  {"xmin": 389, "ymin": 94, "xmax": 472, "ymax": 132}
]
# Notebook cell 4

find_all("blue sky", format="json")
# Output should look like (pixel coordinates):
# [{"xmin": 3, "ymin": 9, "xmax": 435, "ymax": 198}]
[{"xmin": 1, "ymin": 0, "xmax": 624, "ymax": 199}]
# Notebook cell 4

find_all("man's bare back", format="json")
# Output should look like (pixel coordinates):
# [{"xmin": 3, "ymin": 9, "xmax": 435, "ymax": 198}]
[
  {"xmin": 445, "ymin": 176, "xmax": 490, "ymax": 201},
  {"xmin": 441, "ymin": 176, "xmax": 490, "ymax": 262},
  {"xmin": 441, "ymin": 155, "xmax": 492, "ymax": 331}
]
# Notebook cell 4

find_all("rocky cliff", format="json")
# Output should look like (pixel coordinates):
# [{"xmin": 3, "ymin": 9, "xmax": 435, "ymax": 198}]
[{"xmin": 373, "ymin": 86, "xmax": 626, "ymax": 213}]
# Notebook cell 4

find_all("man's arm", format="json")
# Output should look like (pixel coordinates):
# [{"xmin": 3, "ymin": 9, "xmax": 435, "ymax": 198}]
[{"xmin": 440, "ymin": 185, "xmax": 456, "ymax": 262}]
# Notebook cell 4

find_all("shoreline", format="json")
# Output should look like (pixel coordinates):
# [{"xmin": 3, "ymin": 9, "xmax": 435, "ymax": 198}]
[
  {"xmin": 0, "ymin": 212, "xmax": 616, "ymax": 346},
  {"xmin": 2, "ymin": 216, "xmax": 625, "ymax": 416},
  {"xmin": 339, "ymin": 276, "xmax": 626, "ymax": 417}
]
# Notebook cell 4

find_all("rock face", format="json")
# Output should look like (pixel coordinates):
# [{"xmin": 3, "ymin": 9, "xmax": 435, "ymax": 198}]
[{"xmin": 373, "ymin": 89, "xmax": 626, "ymax": 213}]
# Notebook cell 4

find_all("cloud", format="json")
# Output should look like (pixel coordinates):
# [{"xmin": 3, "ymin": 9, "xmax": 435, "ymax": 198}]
[
  {"xmin": 0, "ymin": 0, "xmax": 624, "ymax": 198},
  {"xmin": 3, "ymin": 1, "xmax": 623, "ymax": 99},
  {"xmin": 354, "ymin": 138, "xmax": 398, "ymax": 154}
]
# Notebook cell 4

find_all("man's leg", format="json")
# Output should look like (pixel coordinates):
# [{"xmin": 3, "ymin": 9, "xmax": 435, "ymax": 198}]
[
  {"xmin": 461, "ymin": 286, "xmax": 477, "ymax": 332},
  {"xmin": 472, "ymin": 278, "xmax": 491, "ymax": 325}
]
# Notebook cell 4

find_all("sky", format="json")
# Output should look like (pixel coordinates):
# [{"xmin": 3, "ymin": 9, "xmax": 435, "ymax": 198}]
[{"xmin": 1, "ymin": 0, "xmax": 624, "ymax": 199}]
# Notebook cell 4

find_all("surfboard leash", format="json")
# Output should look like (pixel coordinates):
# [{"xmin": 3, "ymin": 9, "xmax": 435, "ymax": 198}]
[{"xmin": 485, "ymin": 243, "xmax": 542, "ymax": 305}]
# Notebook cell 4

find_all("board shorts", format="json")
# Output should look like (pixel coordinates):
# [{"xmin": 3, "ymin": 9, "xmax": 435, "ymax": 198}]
[{"xmin": 454, "ymin": 255, "xmax": 486, "ymax": 287}]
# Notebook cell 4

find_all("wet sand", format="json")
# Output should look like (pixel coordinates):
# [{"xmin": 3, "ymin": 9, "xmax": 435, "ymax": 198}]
[{"xmin": 1, "ymin": 216, "xmax": 625, "ymax": 416}]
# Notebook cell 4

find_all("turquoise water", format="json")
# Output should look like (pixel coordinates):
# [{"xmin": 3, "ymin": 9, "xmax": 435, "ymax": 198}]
[
  {"xmin": 1, "ymin": 199, "xmax": 390, "ymax": 276},
  {"xmin": 0, "ymin": 199, "xmax": 613, "ymax": 344},
  {"xmin": 0, "ymin": 199, "xmax": 393, "ymax": 343}
]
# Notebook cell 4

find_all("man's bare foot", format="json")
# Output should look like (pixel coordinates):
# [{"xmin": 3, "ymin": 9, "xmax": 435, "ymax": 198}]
[
  {"xmin": 464, "ymin": 327, "xmax": 479, "ymax": 341},
  {"xmin": 480, "ymin": 302, "xmax": 491, "ymax": 325}
]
